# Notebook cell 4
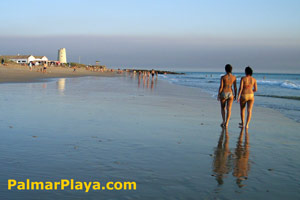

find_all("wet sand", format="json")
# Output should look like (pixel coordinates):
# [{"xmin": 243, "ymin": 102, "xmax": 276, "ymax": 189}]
[
  {"xmin": 0, "ymin": 75, "xmax": 299, "ymax": 199},
  {"xmin": 0, "ymin": 63, "xmax": 117, "ymax": 83}
]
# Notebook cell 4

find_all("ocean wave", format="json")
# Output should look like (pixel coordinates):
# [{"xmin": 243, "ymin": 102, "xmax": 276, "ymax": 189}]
[
  {"xmin": 256, "ymin": 80, "xmax": 277, "ymax": 85},
  {"xmin": 168, "ymin": 78, "xmax": 179, "ymax": 83},
  {"xmin": 256, "ymin": 94, "xmax": 300, "ymax": 101},
  {"xmin": 158, "ymin": 74, "xmax": 167, "ymax": 78},
  {"xmin": 281, "ymin": 81, "xmax": 300, "ymax": 90},
  {"xmin": 257, "ymin": 80, "xmax": 300, "ymax": 90}
]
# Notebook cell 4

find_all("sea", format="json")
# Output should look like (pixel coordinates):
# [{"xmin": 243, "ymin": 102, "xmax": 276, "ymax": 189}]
[{"xmin": 160, "ymin": 72, "xmax": 300, "ymax": 122}]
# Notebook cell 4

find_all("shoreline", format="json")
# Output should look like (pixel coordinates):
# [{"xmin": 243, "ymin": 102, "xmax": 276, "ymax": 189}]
[
  {"xmin": 0, "ymin": 64, "xmax": 299, "ymax": 125},
  {"xmin": 0, "ymin": 63, "xmax": 119, "ymax": 83},
  {"xmin": 0, "ymin": 63, "xmax": 183, "ymax": 84}
]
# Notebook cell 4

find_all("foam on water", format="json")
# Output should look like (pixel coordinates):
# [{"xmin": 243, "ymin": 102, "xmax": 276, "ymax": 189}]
[{"xmin": 256, "ymin": 80, "xmax": 300, "ymax": 90}]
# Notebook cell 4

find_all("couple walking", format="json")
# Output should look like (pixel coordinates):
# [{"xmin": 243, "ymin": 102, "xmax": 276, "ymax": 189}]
[{"xmin": 218, "ymin": 64, "xmax": 257, "ymax": 129}]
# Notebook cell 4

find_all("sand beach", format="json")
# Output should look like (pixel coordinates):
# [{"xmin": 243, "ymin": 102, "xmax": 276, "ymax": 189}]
[
  {"xmin": 0, "ymin": 72, "xmax": 299, "ymax": 199},
  {"xmin": 0, "ymin": 63, "xmax": 117, "ymax": 83}
]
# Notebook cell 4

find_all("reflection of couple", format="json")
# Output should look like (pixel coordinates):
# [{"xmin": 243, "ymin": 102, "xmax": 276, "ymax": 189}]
[{"xmin": 212, "ymin": 128, "xmax": 250, "ymax": 187}]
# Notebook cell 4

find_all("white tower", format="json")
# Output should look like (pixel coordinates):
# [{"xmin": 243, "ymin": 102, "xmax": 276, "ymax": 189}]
[{"xmin": 58, "ymin": 48, "xmax": 67, "ymax": 63}]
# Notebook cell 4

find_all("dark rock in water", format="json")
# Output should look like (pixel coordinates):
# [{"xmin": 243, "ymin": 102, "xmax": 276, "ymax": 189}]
[
  {"xmin": 267, "ymin": 168, "xmax": 274, "ymax": 171},
  {"xmin": 9, "ymin": 126, "xmax": 13, "ymax": 128}
]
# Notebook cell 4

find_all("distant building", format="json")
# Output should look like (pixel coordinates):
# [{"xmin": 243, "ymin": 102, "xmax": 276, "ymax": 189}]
[
  {"xmin": 0, "ymin": 55, "xmax": 49, "ymax": 64},
  {"xmin": 0, "ymin": 55, "xmax": 36, "ymax": 64},
  {"xmin": 33, "ymin": 56, "xmax": 48, "ymax": 63},
  {"xmin": 58, "ymin": 48, "xmax": 67, "ymax": 63}
]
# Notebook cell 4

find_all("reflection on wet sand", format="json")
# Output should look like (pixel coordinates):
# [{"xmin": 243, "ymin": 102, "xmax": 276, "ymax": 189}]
[
  {"xmin": 146, "ymin": 76, "xmax": 149, "ymax": 88},
  {"xmin": 138, "ymin": 75, "xmax": 141, "ymax": 88},
  {"xmin": 151, "ymin": 78, "xmax": 154, "ymax": 90},
  {"xmin": 57, "ymin": 78, "xmax": 66, "ymax": 95},
  {"xmin": 212, "ymin": 128, "xmax": 250, "ymax": 187},
  {"xmin": 134, "ymin": 71, "xmax": 157, "ymax": 91},
  {"xmin": 212, "ymin": 128, "xmax": 232, "ymax": 185},
  {"xmin": 143, "ymin": 75, "xmax": 146, "ymax": 88},
  {"xmin": 125, "ymin": 69, "xmax": 159, "ymax": 91},
  {"xmin": 233, "ymin": 128, "xmax": 250, "ymax": 188}
]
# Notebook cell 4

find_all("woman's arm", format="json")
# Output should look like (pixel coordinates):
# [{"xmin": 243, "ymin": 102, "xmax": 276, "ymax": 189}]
[
  {"xmin": 253, "ymin": 78, "xmax": 257, "ymax": 92},
  {"xmin": 218, "ymin": 77, "xmax": 224, "ymax": 101},
  {"xmin": 237, "ymin": 78, "xmax": 244, "ymax": 102},
  {"xmin": 233, "ymin": 76, "xmax": 237, "ymax": 100}
]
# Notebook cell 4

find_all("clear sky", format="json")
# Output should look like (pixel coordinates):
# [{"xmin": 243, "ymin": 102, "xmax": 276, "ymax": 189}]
[{"xmin": 0, "ymin": 0, "xmax": 300, "ymax": 72}]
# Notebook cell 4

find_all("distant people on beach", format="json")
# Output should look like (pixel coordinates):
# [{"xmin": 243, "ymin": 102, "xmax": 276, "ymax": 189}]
[
  {"xmin": 237, "ymin": 67, "xmax": 257, "ymax": 129},
  {"xmin": 43, "ymin": 62, "xmax": 47, "ymax": 73},
  {"xmin": 218, "ymin": 64, "xmax": 237, "ymax": 128},
  {"xmin": 212, "ymin": 127, "xmax": 250, "ymax": 186},
  {"xmin": 1, "ymin": 58, "xmax": 4, "ymax": 65},
  {"xmin": 28, "ymin": 61, "xmax": 33, "ymax": 71}
]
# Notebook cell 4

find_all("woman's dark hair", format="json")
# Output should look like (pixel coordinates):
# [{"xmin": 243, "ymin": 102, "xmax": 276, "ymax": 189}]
[
  {"xmin": 225, "ymin": 64, "xmax": 232, "ymax": 73},
  {"xmin": 245, "ymin": 66, "xmax": 253, "ymax": 76}
]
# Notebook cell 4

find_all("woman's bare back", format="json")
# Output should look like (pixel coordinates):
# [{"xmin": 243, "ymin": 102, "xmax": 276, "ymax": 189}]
[
  {"xmin": 241, "ymin": 76, "xmax": 257, "ymax": 94},
  {"xmin": 222, "ymin": 74, "xmax": 236, "ymax": 93}
]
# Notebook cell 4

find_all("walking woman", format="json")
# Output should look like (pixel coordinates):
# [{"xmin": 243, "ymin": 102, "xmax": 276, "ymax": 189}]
[
  {"xmin": 218, "ymin": 64, "xmax": 237, "ymax": 127},
  {"xmin": 237, "ymin": 67, "xmax": 257, "ymax": 129}
]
